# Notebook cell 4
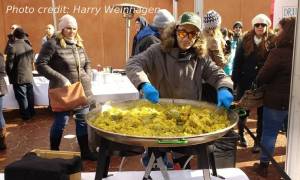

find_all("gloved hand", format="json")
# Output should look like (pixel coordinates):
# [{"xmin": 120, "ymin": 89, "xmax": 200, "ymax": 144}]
[
  {"xmin": 217, "ymin": 88, "xmax": 233, "ymax": 109},
  {"xmin": 141, "ymin": 82, "xmax": 159, "ymax": 103}
]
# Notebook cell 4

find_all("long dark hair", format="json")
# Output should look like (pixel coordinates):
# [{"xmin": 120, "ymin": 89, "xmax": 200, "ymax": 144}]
[{"xmin": 276, "ymin": 17, "xmax": 296, "ymax": 48}]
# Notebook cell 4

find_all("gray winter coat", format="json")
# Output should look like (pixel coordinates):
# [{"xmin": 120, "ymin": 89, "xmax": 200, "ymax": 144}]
[
  {"xmin": 126, "ymin": 43, "xmax": 233, "ymax": 100},
  {"xmin": 5, "ymin": 39, "xmax": 34, "ymax": 84}
]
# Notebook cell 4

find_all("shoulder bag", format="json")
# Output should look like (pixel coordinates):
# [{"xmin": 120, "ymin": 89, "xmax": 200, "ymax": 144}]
[{"xmin": 48, "ymin": 47, "xmax": 87, "ymax": 112}]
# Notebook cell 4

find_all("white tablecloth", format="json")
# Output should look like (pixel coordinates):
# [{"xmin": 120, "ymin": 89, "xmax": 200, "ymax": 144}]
[
  {"xmin": 3, "ymin": 74, "xmax": 139, "ymax": 109},
  {"xmin": 91, "ymin": 73, "xmax": 139, "ymax": 103},
  {"xmin": 3, "ymin": 76, "xmax": 50, "ymax": 109}
]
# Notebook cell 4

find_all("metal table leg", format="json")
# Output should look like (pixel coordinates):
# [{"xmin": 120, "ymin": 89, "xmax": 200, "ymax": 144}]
[
  {"xmin": 197, "ymin": 144, "xmax": 211, "ymax": 180},
  {"xmin": 209, "ymin": 149, "xmax": 217, "ymax": 176},
  {"xmin": 95, "ymin": 138, "xmax": 111, "ymax": 180}
]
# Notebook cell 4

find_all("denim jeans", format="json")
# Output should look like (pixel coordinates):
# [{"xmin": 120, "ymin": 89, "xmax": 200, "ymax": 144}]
[
  {"xmin": 13, "ymin": 83, "xmax": 35, "ymax": 119},
  {"xmin": 50, "ymin": 106, "xmax": 90, "ymax": 139},
  {"xmin": 260, "ymin": 106, "xmax": 288, "ymax": 163},
  {"xmin": 0, "ymin": 96, "xmax": 5, "ymax": 128}
]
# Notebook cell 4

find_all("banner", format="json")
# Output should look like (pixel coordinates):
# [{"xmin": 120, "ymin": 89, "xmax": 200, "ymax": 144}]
[{"xmin": 273, "ymin": 0, "xmax": 298, "ymax": 27}]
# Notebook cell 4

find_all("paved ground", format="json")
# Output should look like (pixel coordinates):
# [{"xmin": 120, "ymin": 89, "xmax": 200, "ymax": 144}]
[{"xmin": 0, "ymin": 108, "xmax": 287, "ymax": 180}]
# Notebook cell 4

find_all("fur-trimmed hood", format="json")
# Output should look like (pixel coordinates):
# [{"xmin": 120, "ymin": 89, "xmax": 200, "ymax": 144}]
[
  {"xmin": 242, "ymin": 29, "xmax": 275, "ymax": 58},
  {"xmin": 160, "ymin": 23, "xmax": 207, "ymax": 58}
]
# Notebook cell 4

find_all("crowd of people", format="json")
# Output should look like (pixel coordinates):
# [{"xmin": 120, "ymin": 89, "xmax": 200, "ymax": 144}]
[
  {"xmin": 129, "ymin": 9, "xmax": 295, "ymax": 178},
  {"xmin": 0, "ymin": 7, "xmax": 296, "ymax": 178}
]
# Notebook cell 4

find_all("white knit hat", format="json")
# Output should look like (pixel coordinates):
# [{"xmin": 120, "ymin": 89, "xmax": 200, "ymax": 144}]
[
  {"xmin": 252, "ymin": 14, "xmax": 271, "ymax": 28},
  {"xmin": 58, "ymin": 14, "xmax": 78, "ymax": 31},
  {"xmin": 203, "ymin": 10, "xmax": 222, "ymax": 29},
  {"xmin": 152, "ymin": 9, "xmax": 175, "ymax": 28}
]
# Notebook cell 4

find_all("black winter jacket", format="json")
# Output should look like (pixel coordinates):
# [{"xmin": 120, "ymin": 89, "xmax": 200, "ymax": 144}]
[
  {"xmin": 5, "ymin": 39, "xmax": 34, "ymax": 84},
  {"xmin": 35, "ymin": 37, "xmax": 93, "ymax": 104}
]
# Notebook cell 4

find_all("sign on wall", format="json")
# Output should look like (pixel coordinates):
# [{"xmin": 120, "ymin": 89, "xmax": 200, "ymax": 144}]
[{"xmin": 273, "ymin": 0, "xmax": 298, "ymax": 28}]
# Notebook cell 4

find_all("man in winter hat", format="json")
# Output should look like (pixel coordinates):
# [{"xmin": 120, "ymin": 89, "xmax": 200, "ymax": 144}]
[
  {"xmin": 233, "ymin": 21, "xmax": 243, "ymax": 29},
  {"xmin": 133, "ymin": 9, "xmax": 175, "ymax": 55},
  {"xmin": 6, "ymin": 27, "xmax": 35, "ymax": 120},
  {"xmin": 232, "ymin": 21, "xmax": 243, "ymax": 40},
  {"xmin": 203, "ymin": 10, "xmax": 222, "ymax": 30},
  {"xmin": 127, "ymin": 11, "xmax": 233, "ymax": 169},
  {"xmin": 177, "ymin": 11, "xmax": 201, "ymax": 31},
  {"xmin": 4, "ymin": 24, "xmax": 32, "ymax": 54},
  {"xmin": 152, "ymin": 9, "xmax": 175, "ymax": 29}
]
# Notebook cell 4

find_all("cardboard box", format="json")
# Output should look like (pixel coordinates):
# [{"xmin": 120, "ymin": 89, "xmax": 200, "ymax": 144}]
[{"xmin": 32, "ymin": 149, "xmax": 81, "ymax": 180}]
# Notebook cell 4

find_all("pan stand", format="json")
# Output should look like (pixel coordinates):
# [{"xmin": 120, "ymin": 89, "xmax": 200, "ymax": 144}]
[
  {"xmin": 142, "ymin": 144, "xmax": 216, "ymax": 180},
  {"xmin": 171, "ymin": 143, "xmax": 218, "ymax": 180},
  {"xmin": 143, "ymin": 151, "xmax": 170, "ymax": 180}
]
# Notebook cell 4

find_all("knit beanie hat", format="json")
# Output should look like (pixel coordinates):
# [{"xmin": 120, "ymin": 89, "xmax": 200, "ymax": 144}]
[
  {"xmin": 58, "ymin": 14, "xmax": 78, "ymax": 31},
  {"xmin": 13, "ymin": 27, "xmax": 26, "ymax": 39},
  {"xmin": 233, "ymin": 21, "xmax": 243, "ymax": 28},
  {"xmin": 252, "ymin": 14, "xmax": 271, "ymax": 28},
  {"xmin": 152, "ymin": 9, "xmax": 175, "ymax": 29},
  {"xmin": 178, "ymin": 12, "xmax": 201, "ymax": 31},
  {"xmin": 203, "ymin": 10, "xmax": 222, "ymax": 29}
]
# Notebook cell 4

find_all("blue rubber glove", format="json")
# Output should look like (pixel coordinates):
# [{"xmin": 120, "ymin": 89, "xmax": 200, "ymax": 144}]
[
  {"xmin": 217, "ymin": 88, "xmax": 233, "ymax": 109},
  {"xmin": 141, "ymin": 83, "xmax": 159, "ymax": 103}
]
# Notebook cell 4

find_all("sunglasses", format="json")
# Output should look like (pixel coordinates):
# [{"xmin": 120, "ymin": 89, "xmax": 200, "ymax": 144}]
[
  {"xmin": 176, "ymin": 30, "xmax": 198, "ymax": 40},
  {"xmin": 254, "ymin": 23, "xmax": 267, "ymax": 28}
]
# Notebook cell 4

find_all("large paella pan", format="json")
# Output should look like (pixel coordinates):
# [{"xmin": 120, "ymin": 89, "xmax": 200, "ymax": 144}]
[{"xmin": 86, "ymin": 99, "xmax": 239, "ymax": 147}]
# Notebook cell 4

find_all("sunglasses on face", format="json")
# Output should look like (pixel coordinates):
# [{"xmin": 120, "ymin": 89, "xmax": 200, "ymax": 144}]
[
  {"xmin": 176, "ymin": 29, "xmax": 198, "ymax": 40},
  {"xmin": 254, "ymin": 23, "xmax": 267, "ymax": 28}
]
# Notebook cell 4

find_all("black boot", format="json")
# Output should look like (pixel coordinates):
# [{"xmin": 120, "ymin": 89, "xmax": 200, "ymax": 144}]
[
  {"xmin": 77, "ymin": 135, "xmax": 97, "ymax": 161},
  {"xmin": 50, "ymin": 135, "xmax": 62, "ymax": 150},
  {"xmin": 253, "ymin": 162, "xmax": 269, "ymax": 177},
  {"xmin": 252, "ymin": 143, "xmax": 261, "ymax": 153},
  {"xmin": 252, "ymin": 107, "xmax": 263, "ymax": 153},
  {"xmin": 238, "ymin": 117, "xmax": 247, "ymax": 148},
  {"xmin": 0, "ymin": 128, "xmax": 7, "ymax": 150}
]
